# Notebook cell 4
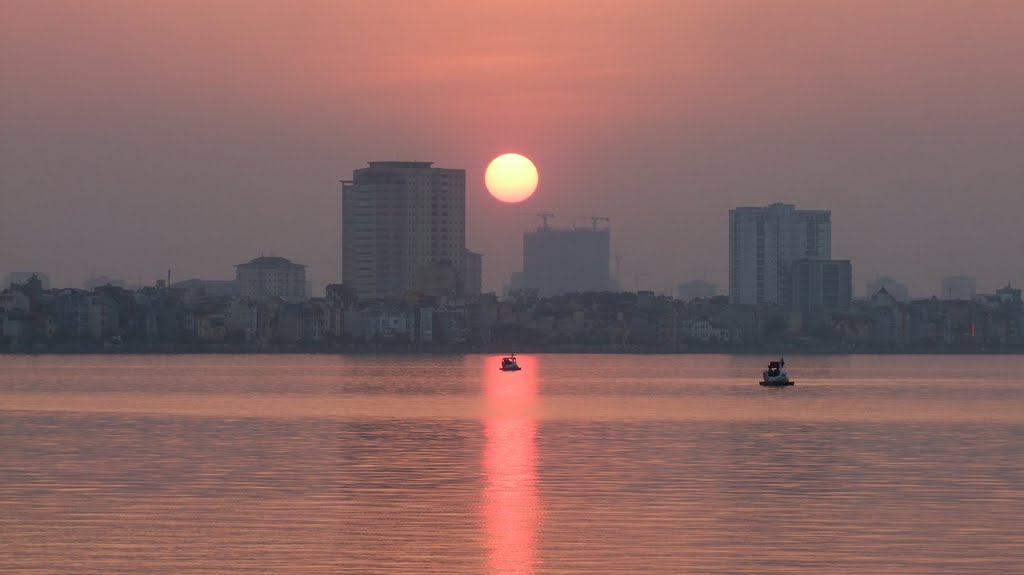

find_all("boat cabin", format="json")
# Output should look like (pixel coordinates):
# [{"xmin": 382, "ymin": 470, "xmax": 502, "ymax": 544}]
[{"xmin": 501, "ymin": 355, "xmax": 519, "ymax": 369}]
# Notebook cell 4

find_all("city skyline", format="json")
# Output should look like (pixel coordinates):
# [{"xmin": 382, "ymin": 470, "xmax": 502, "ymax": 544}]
[
  {"xmin": 3, "ymin": 2, "xmax": 1024, "ymax": 297},
  {"xmin": 2, "ymin": 180, "xmax": 1018, "ymax": 300}
]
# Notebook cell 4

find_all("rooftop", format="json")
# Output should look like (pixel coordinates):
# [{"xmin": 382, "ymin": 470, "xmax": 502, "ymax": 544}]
[
  {"xmin": 366, "ymin": 161, "xmax": 434, "ymax": 169},
  {"xmin": 236, "ymin": 256, "xmax": 306, "ymax": 269}
]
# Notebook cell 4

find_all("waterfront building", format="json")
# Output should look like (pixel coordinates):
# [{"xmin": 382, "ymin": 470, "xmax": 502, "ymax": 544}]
[
  {"xmin": 790, "ymin": 259, "xmax": 852, "ymax": 329},
  {"xmin": 235, "ymin": 256, "xmax": 307, "ymax": 302},
  {"xmin": 729, "ymin": 203, "xmax": 831, "ymax": 305},
  {"xmin": 341, "ymin": 161, "xmax": 466, "ymax": 300}
]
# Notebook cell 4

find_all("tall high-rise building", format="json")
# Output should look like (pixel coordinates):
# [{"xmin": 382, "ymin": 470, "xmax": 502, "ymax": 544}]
[
  {"xmin": 341, "ymin": 161, "xmax": 466, "ymax": 300},
  {"xmin": 729, "ymin": 203, "xmax": 831, "ymax": 305},
  {"xmin": 523, "ymin": 224, "xmax": 611, "ymax": 296}
]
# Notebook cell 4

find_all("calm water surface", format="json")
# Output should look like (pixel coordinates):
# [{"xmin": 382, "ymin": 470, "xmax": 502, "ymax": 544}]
[{"xmin": 2, "ymin": 354, "xmax": 1023, "ymax": 574}]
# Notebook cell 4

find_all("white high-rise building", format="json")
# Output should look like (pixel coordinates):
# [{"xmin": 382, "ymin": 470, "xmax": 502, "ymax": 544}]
[
  {"xmin": 729, "ymin": 203, "xmax": 831, "ymax": 305},
  {"xmin": 342, "ymin": 161, "xmax": 466, "ymax": 300}
]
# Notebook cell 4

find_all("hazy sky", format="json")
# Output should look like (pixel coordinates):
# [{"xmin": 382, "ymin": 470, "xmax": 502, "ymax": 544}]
[{"xmin": 3, "ymin": 1, "xmax": 1023, "ymax": 297}]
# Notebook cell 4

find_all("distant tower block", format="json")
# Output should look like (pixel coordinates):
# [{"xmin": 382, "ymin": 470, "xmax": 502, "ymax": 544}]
[
  {"xmin": 729, "ymin": 203, "xmax": 831, "ymax": 305},
  {"xmin": 523, "ymin": 223, "xmax": 611, "ymax": 296}
]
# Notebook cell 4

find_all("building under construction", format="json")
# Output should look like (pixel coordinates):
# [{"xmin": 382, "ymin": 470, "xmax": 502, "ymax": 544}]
[{"xmin": 522, "ymin": 216, "xmax": 611, "ymax": 296}]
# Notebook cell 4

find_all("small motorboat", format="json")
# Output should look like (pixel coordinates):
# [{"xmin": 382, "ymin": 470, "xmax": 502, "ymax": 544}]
[
  {"xmin": 759, "ymin": 357, "xmax": 794, "ymax": 386},
  {"xmin": 500, "ymin": 354, "xmax": 521, "ymax": 371}
]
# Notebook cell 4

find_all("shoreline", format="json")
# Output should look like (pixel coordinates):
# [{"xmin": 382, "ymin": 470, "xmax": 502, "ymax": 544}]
[{"xmin": 4, "ymin": 344, "xmax": 1024, "ymax": 356}]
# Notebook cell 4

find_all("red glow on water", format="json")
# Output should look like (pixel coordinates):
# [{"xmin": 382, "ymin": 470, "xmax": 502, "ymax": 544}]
[{"xmin": 482, "ymin": 355, "xmax": 541, "ymax": 574}]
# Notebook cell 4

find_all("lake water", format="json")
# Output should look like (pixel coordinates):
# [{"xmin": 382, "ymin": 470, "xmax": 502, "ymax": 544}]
[{"xmin": 2, "ymin": 354, "xmax": 1023, "ymax": 574}]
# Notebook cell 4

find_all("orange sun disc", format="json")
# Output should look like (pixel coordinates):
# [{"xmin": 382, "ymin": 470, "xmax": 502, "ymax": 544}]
[{"xmin": 485, "ymin": 153, "xmax": 538, "ymax": 203}]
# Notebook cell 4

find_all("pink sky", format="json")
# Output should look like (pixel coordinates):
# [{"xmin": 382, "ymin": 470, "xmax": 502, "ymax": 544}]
[{"xmin": 3, "ymin": 1, "xmax": 1024, "ymax": 295}]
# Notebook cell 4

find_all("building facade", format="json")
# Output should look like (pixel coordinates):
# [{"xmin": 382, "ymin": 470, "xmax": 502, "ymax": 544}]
[
  {"xmin": 235, "ymin": 256, "xmax": 307, "ymax": 301},
  {"xmin": 729, "ymin": 203, "xmax": 831, "ymax": 305},
  {"xmin": 342, "ymin": 161, "xmax": 466, "ymax": 300},
  {"xmin": 791, "ymin": 259, "xmax": 852, "ymax": 329},
  {"xmin": 523, "ymin": 225, "xmax": 611, "ymax": 296},
  {"xmin": 462, "ymin": 250, "xmax": 483, "ymax": 296}
]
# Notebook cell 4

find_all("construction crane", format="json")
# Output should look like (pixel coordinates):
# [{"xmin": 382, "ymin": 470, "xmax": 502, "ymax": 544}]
[{"xmin": 520, "ymin": 212, "xmax": 556, "ymax": 230}]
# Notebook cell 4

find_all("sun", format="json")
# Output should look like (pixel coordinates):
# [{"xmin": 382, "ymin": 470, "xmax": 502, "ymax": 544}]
[{"xmin": 485, "ymin": 153, "xmax": 538, "ymax": 203}]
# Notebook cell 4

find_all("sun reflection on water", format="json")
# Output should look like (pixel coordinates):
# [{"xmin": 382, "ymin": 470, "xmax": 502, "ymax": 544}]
[{"xmin": 482, "ymin": 355, "xmax": 541, "ymax": 574}]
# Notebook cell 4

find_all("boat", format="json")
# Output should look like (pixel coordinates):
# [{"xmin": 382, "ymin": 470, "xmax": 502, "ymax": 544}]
[
  {"xmin": 759, "ymin": 357, "xmax": 794, "ymax": 386},
  {"xmin": 500, "ymin": 354, "xmax": 521, "ymax": 371}
]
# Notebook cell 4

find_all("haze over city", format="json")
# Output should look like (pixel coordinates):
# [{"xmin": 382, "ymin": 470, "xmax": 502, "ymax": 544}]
[{"xmin": 3, "ymin": 1, "xmax": 1024, "ymax": 296}]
